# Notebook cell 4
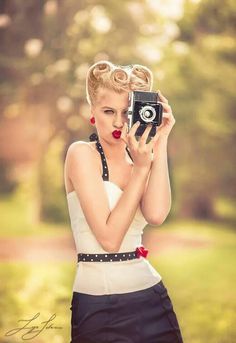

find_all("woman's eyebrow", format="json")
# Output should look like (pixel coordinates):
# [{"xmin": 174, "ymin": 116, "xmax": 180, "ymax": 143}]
[
  {"xmin": 101, "ymin": 106, "xmax": 114, "ymax": 109},
  {"xmin": 101, "ymin": 106, "xmax": 128, "ymax": 110}
]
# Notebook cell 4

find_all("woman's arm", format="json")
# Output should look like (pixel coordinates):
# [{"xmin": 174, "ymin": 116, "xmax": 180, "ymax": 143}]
[
  {"xmin": 140, "ymin": 90, "xmax": 176, "ymax": 226},
  {"xmin": 105, "ymin": 164, "xmax": 150, "ymax": 251},
  {"xmin": 65, "ymin": 142, "xmax": 151, "ymax": 253},
  {"xmin": 140, "ymin": 136, "xmax": 171, "ymax": 226}
]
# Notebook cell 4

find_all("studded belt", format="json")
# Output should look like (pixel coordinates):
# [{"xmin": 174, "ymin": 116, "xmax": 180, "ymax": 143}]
[{"xmin": 77, "ymin": 246, "xmax": 149, "ymax": 262}]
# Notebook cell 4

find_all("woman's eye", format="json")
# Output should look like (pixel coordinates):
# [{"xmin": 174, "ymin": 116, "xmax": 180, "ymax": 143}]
[{"xmin": 104, "ymin": 110, "xmax": 114, "ymax": 114}]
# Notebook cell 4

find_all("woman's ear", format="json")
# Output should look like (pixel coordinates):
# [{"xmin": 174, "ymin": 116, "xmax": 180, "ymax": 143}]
[
  {"xmin": 90, "ymin": 106, "xmax": 95, "ymax": 123},
  {"xmin": 90, "ymin": 102, "xmax": 96, "ymax": 114}
]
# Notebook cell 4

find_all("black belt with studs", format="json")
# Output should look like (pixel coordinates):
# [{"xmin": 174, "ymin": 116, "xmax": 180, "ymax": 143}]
[{"xmin": 77, "ymin": 246, "xmax": 149, "ymax": 262}]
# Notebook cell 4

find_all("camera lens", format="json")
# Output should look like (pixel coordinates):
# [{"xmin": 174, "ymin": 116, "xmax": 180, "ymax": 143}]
[
  {"xmin": 139, "ymin": 105, "xmax": 156, "ymax": 122},
  {"xmin": 144, "ymin": 110, "xmax": 152, "ymax": 118}
]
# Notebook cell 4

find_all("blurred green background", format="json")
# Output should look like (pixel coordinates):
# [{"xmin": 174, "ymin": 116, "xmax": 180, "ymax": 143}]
[{"xmin": 0, "ymin": 0, "xmax": 235, "ymax": 342}]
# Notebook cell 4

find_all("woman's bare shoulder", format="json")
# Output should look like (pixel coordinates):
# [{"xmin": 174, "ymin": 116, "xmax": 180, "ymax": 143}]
[
  {"xmin": 64, "ymin": 140, "xmax": 101, "ymax": 193},
  {"xmin": 66, "ymin": 140, "xmax": 97, "ymax": 158},
  {"xmin": 65, "ymin": 140, "xmax": 100, "ymax": 169},
  {"xmin": 68, "ymin": 140, "xmax": 94, "ymax": 149}
]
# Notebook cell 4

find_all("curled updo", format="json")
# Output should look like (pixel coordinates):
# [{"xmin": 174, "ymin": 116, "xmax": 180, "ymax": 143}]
[{"xmin": 86, "ymin": 60, "xmax": 153, "ymax": 105}]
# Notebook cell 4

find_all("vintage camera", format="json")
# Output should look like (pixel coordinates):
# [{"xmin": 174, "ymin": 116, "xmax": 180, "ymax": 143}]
[{"xmin": 127, "ymin": 91, "xmax": 163, "ymax": 137}]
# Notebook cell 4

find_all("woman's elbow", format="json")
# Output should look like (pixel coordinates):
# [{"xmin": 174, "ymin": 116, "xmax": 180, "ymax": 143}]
[
  {"xmin": 146, "ymin": 206, "xmax": 171, "ymax": 226},
  {"xmin": 147, "ymin": 217, "xmax": 163, "ymax": 226},
  {"xmin": 100, "ymin": 239, "xmax": 121, "ymax": 253},
  {"xmin": 146, "ymin": 212, "xmax": 169, "ymax": 226}
]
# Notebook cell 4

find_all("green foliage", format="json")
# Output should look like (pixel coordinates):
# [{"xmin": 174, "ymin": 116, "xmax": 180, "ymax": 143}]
[
  {"xmin": 0, "ymin": 159, "xmax": 18, "ymax": 194},
  {"xmin": 155, "ymin": 0, "xmax": 236, "ymax": 219},
  {"xmin": 179, "ymin": 0, "xmax": 236, "ymax": 40},
  {"xmin": 0, "ymin": 0, "xmax": 235, "ymax": 221},
  {"xmin": 38, "ymin": 136, "xmax": 68, "ymax": 223},
  {"xmin": 0, "ymin": 187, "xmax": 68, "ymax": 237}
]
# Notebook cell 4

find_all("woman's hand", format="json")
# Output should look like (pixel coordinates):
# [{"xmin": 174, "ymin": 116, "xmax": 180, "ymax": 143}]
[
  {"xmin": 120, "ymin": 121, "xmax": 156, "ymax": 170},
  {"xmin": 150, "ymin": 91, "xmax": 176, "ymax": 161},
  {"xmin": 121, "ymin": 90, "xmax": 175, "ymax": 166},
  {"xmin": 154, "ymin": 90, "xmax": 176, "ymax": 140}
]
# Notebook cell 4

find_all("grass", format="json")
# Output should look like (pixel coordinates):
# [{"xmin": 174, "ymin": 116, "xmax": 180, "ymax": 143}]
[
  {"xmin": 148, "ymin": 219, "xmax": 236, "ymax": 343},
  {"xmin": 0, "ymin": 262, "xmax": 75, "ymax": 343},
  {"xmin": 0, "ymin": 217, "xmax": 235, "ymax": 342},
  {"xmin": 0, "ymin": 192, "xmax": 69, "ymax": 238}
]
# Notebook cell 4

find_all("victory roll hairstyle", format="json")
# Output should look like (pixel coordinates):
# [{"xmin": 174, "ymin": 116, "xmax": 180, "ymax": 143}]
[{"xmin": 86, "ymin": 60, "xmax": 153, "ymax": 105}]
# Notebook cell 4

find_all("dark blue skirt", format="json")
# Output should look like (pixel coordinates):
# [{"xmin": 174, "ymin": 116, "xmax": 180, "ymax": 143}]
[{"xmin": 70, "ymin": 280, "xmax": 184, "ymax": 343}]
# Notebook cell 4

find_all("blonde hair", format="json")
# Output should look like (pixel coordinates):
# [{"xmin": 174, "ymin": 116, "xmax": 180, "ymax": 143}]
[{"xmin": 86, "ymin": 60, "xmax": 153, "ymax": 105}]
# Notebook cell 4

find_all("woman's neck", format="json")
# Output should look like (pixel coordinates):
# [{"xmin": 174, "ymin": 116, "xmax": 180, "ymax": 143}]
[{"xmin": 98, "ymin": 137, "xmax": 128, "ymax": 162}]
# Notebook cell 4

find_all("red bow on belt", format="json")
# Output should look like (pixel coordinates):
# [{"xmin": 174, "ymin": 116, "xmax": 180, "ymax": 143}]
[{"xmin": 135, "ymin": 246, "xmax": 149, "ymax": 258}]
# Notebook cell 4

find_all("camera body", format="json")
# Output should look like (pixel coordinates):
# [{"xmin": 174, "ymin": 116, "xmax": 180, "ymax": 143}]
[{"xmin": 127, "ymin": 91, "xmax": 163, "ymax": 137}]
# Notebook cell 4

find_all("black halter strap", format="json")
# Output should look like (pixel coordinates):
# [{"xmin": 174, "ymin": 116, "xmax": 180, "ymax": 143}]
[
  {"xmin": 89, "ymin": 133, "xmax": 109, "ymax": 181},
  {"xmin": 89, "ymin": 133, "xmax": 133, "ymax": 182},
  {"xmin": 96, "ymin": 140, "xmax": 109, "ymax": 181}
]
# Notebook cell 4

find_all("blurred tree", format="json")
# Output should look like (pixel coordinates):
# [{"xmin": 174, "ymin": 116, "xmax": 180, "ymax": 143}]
[
  {"xmin": 0, "ymin": 0, "xmax": 235, "ymax": 223},
  {"xmin": 0, "ymin": 0, "xmax": 166, "ymax": 222},
  {"xmin": 159, "ymin": 0, "xmax": 236, "ymax": 219}
]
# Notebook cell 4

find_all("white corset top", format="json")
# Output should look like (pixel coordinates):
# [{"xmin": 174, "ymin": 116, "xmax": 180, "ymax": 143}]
[{"xmin": 66, "ymin": 139, "xmax": 162, "ymax": 295}]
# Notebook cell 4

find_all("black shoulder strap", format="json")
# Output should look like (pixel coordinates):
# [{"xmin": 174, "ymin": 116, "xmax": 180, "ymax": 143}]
[
  {"xmin": 89, "ymin": 133, "xmax": 133, "ymax": 180},
  {"xmin": 89, "ymin": 133, "xmax": 109, "ymax": 181},
  {"xmin": 95, "ymin": 140, "xmax": 109, "ymax": 181}
]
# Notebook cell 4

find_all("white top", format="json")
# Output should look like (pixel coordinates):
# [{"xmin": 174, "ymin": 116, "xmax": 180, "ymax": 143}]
[{"xmin": 66, "ymin": 179, "xmax": 162, "ymax": 295}]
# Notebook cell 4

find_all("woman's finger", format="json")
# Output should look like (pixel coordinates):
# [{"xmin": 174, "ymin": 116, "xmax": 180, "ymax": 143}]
[
  {"xmin": 147, "ymin": 127, "xmax": 160, "ymax": 149},
  {"xmin": 162, "ymin": 112, "xmax": 173, "ymax": 121},
  {"xmin": 158, "ymin": 90, "xmax": 168, "ymax": 104},
  {"xmin": 127, "ymin": 121, "xmax": 140, "ymax": 147},
  {"xmin": 138, "ymin": 124, "xmax": 153, "ymax": 147},
  {"xmin": 120, "ymin": 122, "xmax": 128, "ymax": 145},
  {"xmin": 158, "ymin": 101, "xmax": 172, "ymax": 113}
]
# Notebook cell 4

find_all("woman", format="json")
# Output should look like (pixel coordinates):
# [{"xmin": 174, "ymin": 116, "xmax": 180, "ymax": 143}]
[{"xmin": 64, "ymin": 61, "xmax": 184, "ymax": 343}]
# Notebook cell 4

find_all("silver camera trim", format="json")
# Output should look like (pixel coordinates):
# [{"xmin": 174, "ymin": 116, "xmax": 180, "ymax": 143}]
[
  {"xmin": 139, "ymin": 105, "xmax": 156, "ymax": 123},
  {"xmin": 127, "ymin": 91, "xmax": 160, "ymax": 130},
  {"xmin": 127, "ymin": 92, "xmax": 135, "ymax": 129}
]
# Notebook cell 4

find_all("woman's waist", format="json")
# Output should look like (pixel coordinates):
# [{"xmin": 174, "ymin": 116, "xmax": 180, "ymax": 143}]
[
  {"xmin": 73, "ymin": 259, "xmax": 162, "ymax": 294},
  {"xmin": 76, "ymin": 258, "xmax": 160, "ymax": 276},
  {"xmin": 75, "ymin": 236, "xmax": 143, "ymax": 254}
]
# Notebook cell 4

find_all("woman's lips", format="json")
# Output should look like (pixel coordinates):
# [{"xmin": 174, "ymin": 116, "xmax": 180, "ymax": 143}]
[{"xmin": 112, "ymin": 130, "xmax": 121, "ymax": 139}]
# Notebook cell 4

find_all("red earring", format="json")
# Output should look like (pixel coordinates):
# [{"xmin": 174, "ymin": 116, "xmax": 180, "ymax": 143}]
[{"xmin": 90, "ymin": 117, "xmax": 95, "ymax": 124}]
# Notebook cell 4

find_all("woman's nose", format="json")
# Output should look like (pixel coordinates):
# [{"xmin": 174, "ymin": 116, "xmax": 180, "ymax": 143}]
[{"xmin": 113, "ymin": 116, "xmax": 124, "ymax": 129}]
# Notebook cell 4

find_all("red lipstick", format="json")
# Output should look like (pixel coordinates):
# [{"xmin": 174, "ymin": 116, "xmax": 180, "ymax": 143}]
[{"xmin": 112, "ymin": 130, "xmax": 121, "ymax": 139}]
